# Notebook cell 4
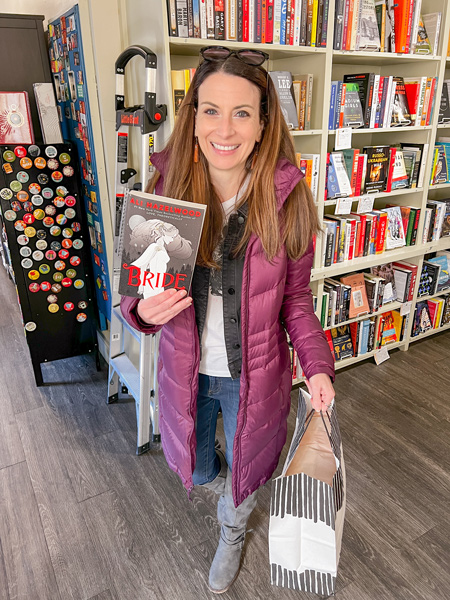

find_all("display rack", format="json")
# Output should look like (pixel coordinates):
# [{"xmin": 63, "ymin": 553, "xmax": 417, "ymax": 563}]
[{"xmin": 159, "ymin": 0, "xmax": 450, "ymax": 379}]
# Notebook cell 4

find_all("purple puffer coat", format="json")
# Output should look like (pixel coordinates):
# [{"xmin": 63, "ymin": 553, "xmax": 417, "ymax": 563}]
[{"xmin": 121, "ymin": 151, "xmax": 335, "ymax": 506}]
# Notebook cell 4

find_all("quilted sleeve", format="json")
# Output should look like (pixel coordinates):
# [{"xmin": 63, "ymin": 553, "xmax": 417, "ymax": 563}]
[
  {"xmin": 120, "ymin": 295, "xmax": 163, "ymax": 335},
  {"xmin": 280, "ymin": 241, "xmax": 335, "ymax": 382}
]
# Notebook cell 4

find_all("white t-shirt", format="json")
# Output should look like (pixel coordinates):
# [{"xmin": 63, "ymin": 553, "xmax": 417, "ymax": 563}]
[{"xmin": 199, "ymin": 182, "xmax": 248, "ymax": 377}]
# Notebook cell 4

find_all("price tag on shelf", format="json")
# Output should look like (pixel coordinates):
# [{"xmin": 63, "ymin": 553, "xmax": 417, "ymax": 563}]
[
  {"xmin": 335, "ymin": 127, "xmax": 352, "ymax": 150},
  {"xmin": 374, "ymin": 346, "xmax": 390, "ymax": 365},
  {"xmin": 357, "ymin": 195, "xmax": 375, "ymax": 214},
  {"xmin": 335, "ymin": 196, "xmax": 353, "ymax": 215},
  {"xmin": 400, "ymin": 301, "xmax": 412, "ymax": 316}
]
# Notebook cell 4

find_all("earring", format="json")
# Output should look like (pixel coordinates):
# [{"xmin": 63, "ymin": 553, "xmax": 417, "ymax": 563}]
[
  {"xmin": 251, "ymin": 144, "xmax": 259, "ymax": 170},
  {"xmin": 194, "ymin": 137, "xmax": 199, "ymax": 163}
]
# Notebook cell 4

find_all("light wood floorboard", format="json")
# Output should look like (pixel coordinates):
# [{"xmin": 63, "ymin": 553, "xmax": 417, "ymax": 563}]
[{"xmin": 1, "ymin": 264, "xmax": 449, "ymax": 599}]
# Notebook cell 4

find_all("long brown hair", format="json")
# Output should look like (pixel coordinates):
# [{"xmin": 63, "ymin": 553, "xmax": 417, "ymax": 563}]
[{"xmin": 146, "ymin": 55, "xmax": 319, "ymax": 267}]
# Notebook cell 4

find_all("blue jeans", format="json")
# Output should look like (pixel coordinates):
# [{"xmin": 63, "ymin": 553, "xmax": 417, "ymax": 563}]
[{"xmin": 192, "ymin": 374, "xmax": 240, "ymax": 486}]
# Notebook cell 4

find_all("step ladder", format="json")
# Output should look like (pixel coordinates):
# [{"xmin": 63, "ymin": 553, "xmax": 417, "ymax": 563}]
[{"xmin": 107, "ymin": 45, "xmax": 167, "ymax": 454}]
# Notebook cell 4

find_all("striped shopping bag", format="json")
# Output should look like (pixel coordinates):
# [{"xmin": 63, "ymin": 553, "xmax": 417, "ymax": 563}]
[{"xmin": 269, "ymin": 389, "xmax": 346, "ymax": 597}]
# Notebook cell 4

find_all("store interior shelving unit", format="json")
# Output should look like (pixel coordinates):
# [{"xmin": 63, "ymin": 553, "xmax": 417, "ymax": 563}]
[{"xmin": 159, "ymin": 0, "xmax": 450, "ymax": 379}]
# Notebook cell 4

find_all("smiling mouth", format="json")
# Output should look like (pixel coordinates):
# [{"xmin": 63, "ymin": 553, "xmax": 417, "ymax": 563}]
[{"xmin": 211, "ymin": 142, "xmax": 240, "ymax": 151}]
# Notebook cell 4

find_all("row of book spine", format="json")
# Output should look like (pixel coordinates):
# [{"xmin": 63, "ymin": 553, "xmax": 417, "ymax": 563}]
[
  {"xmin": 329, "ymin": 74, "xmax": 438, "ymax": 130},
  {"xmin": 167, "ymin": 0, "xmax": 330, "ymax": 46}
]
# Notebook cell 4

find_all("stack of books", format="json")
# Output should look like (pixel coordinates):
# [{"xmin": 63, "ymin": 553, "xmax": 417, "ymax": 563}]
[
  {"xmin": 422, "ymin": 200, "xmax": 450, "ymax": 242},
  {"xmin": 334, "ymin": 1, "xmax": 441, "ymax": 55},
  {"xmin": 329, "ymin": 74, "xmax": 438, "ymax": 130},
  {"xmin": 269, "ymin": 71, "xmax": 314, "ymax": 131},
  {"xmin": 325, "ymin": 144, "xmax": 429, "ymax": 200},
  {"xmin": 167, "ymin": 0, "xmax": 330, "ymax": 46},
  {"xmin": 295, "ymin": 153, "xmax": 320, "ymax": 200}
]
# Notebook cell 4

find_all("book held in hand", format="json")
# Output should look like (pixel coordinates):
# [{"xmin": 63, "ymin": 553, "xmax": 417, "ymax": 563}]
[{"xmin": 117, "ymin": 190, "xmax": 206, "ymax": 298}]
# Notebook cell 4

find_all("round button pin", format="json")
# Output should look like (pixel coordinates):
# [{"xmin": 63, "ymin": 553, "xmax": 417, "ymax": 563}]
[
  {"xmin": 10, "ymin": 180, "xmax": 22, "ymax": 193},
  {"xmin": 19, "ymin": 157, "xmax": 32, "ymax": 169},
  {"xmin": 78, "ymin": 300, "xmax": 88, "ymax": 309},
  {"xmin": 59, "ymin": 153, "xmax": 71, "ymax": 164},
  {"xmin": 21, "ymin": 258, "xmax": 33, "ymax": 269},
  {"xmin": 29, "ymin": 282, "xmax": 40, "ymax": 293},
  {"xmin": 35, "ymin": 240, "xmax": 47, "ymax": 251},
  {"xmin": 66, "ymin": 269, "xmax": 76, "ymax": 279},
  {"xmin": 16, "ymin": 171, "xmax": 29, "ymax": 183},
  {"xmin": 28, "ymin": 270, "xmax": 40, "ymax": 280},
  {"xmin": 63, "ymin": 165, "xmax": 74, "ymax": 177},
  {"xmin": 40, "ymin": 281, "xmax": 51, "ymax": 292},
  {"xmin": 69, "ymin": 255, "xmax": 81, "ymax": 266},
  {"xmin": 36, "ymin": 229, "xmax": 47, "ymax": 240},
  {"xmin": 56, "ymin": 214, "xmax": 67, "ymax": 225},
  {"xmin": 55, "ymin": 260, "xmax": 66, "ymax": 271},
  {"xmin": 33, "ymin": 209, "xmax": 45, "ymax": 220},
  {"xmin": 34, "ymin": 157, "xmax": 46, "ymax": 169},
  {"xmin": 10, "ymin": 201, "xmax": 22, "ymax": 212},
  {"xmin": 76, "ymin": 312, "xmax": 87, "ymax": 322},
  {"xmin": 23, "ymin": 201, "xmax": 33, "ymax": 213},
  {"xmin": 64, "ymin": 302, "xmax": 74, "ymax": 311},
  {"xmin": 45, "ymin": 146, "xmax": 58, "ymax": 158},
  {"xmin": 71, "ymin": 222, "xmax": 81, "ymax": 232},
  {"xmin": 47, "ymin": 159, "xmax": 59, "ymax": 170},
  {"xmin": 56, "ymin": 186, "xmax": 69, "ymax": 197},
  {"xmin": 47, "ymin": 294, "xmax": 58, "ymax": 304},
  {"xmin": 4, "ymin": 210, "xmax": 16, "ymax": 221},
  {"xmin": 48, "ymin": 303, "xmax": 59, "ymax": 313},
  {"xmin": 50, "ymin": 241, "xmax": 61, "ymax": 251},
  {"xmin": 28, "ymin": 145, "xmax": 40, "ymax": 158},
  {"xmin": 2, "ymin": 162, "xmax": 13, "ymax": 174},
  {"xmin": 0, "ymin": 188, "xmax": 13, "ymax": 200},
  {"xmin": 42, "ymin": 187, "xmax": 54, "ymax": 199},
  {"xmin": 61, "ymin": 239, "xmax": 73, "ymax": 249},
  {"xmin": 74, "ymin": 279, "xmax": 84, "ymax": 289},
  {"xmin": 53, "ymin": 197, "xmax": 65, "ymax": 208},
  {"xmin": 39, "ymin": 264, "xmax": 51, "ymax": 275},
  {"xmin": 64, "ymin": 208, "xmax": 76, "ymax": 219},
  {"xmin": 53, "ymin": 272, "xmax": 64, "ymax": 282},
  {"xmin": 65, "ymin": 196, "xmax": 76, "ymax": 207},
  {"xmin": 17, "ymin": 235, "xmax": 29, "ymax": 245},
  {"xmin": 61, "ymin": 277, "xmax": 72, "ymax": 287},
  {"xmin": 62, "ymin": 228, "xmax": 73, "ymax": 238},
  {"xmin": 32, "ymin": 194, "xmax": 44, "ymax": 206},
  {"xmin": 45, "ymin": 204, "xmax": 56, "ymax": 216},
  {"xmin": 16, "ymin": 191, "xmax": 29, "ymax": 202},
  {"xmin": 50, "ymin": 226, "xmax": 61, "ymax": 236},
  {"xmin": 25, "ymin": 321, "xmax": 37, "ymax": 332},
  {"xmin": 14, "ymin": 220, "xmax": 26, "ymax": 232},
  {"xmin": 20, "ymin": 246, "xmax": 32, "ymax": 257},
  {"xmin": 29, "ymin": 183, "xmax": 41, "ymax": 195},
  {"xmin": 3, "ymin": 150, "xmax": 15, "ymax": 162},
  {"xmin": 45, "ymin": 250, "xmax": 56, "ymax": 260},
  {"xmin": 14, "ymin": 146, "xmax": 27, "ymax": 158},
  {"xmin": 24, "ymin": 227, "xmax": 36, "ymax": 238},
  {"xmin": 37, "ymin": 173, "xmax": 49, "ymax": 185},
  {"xmin": 43, "ymin": 217, "xmax": 54, "ymax": 227},
  {"xmin": 51, "ymin": 171, "xmax": 63, "ymax": 183},
  {"xmin": 58, "ymin": 249, "xmax": 69, "ymax": 259},
  {"xmin": 23, "ymin": 213, "xmax": 35, "ymax": 224},
  {"xmin": 51, "ymin": 283, "xmax": 62, "ymax": 293},
  {"xmin": 32, "ymin": 250, "xmax": 44, "ymax": 261},
  {"xmin": 73, "ymin": 239, "xmax": 83, "ymax": 249}
]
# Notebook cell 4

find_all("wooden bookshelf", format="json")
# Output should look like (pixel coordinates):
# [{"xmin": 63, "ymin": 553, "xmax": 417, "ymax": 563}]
[{"xmin": 160, "ymin": 0, "xmax": 450, "ymax": 374}]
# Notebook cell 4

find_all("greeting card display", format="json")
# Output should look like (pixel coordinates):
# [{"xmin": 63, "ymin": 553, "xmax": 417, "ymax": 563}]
[{"xmin": 0, "ymin": 143, "xmax": 97, "ymax": 385}]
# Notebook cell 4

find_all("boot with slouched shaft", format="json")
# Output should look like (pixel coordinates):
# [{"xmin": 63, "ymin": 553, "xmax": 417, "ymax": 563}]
[
  {"xmin": 202, "ymin": 448, "xmax": 227, "ymax": 495},
  {"xmin": 208, "ymin": 469, "xmax": 258, "ymax": 594}
]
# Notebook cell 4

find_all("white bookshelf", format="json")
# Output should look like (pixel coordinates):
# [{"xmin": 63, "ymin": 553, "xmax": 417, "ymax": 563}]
[{"xmin": 160, "ymin": 0, "xmax": 450, "ymax": 373}]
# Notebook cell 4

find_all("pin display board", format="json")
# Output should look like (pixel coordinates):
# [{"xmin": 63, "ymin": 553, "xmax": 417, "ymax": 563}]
[
  {"xmin": 48, "ymin": 5, "xmax": 111, "ymax": 329},
  {"xmin": 0, "ymin": 143, "xmax": 97, "ymax": 385}
]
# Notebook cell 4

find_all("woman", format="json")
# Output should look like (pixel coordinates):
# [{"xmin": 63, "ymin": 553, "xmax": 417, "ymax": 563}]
[{"xmin": 121, "ymin": 47, "xmax": 335, "ymax": 594}]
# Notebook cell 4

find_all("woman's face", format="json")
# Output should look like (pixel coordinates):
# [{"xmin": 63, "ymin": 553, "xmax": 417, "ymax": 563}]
[{"xmin": 195, "ymin": 72, "xmax": 263, "ymax": 184}]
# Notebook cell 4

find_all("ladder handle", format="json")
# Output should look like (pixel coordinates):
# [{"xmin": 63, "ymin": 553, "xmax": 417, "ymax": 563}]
[{"xmin": 115, "ymin": 45, "xmax": 157, "ymax": 73}]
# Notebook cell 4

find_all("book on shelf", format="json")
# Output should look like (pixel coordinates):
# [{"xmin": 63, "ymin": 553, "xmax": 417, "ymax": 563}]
[
  {"xmin": 390, "ymin": 150, "xmax": 409, "ymax": 190},
  {"xmin": 292, "ymin": 73, "xmax": 313, "ymax": 130},
  {"xmin": 171, "ymin": 69, "xmax": 193, "ymax": 117},
  {"xmin": 427, "ymin": 253, "xmax": 450, "ymax": 293},
  {"xmin": 415, "ymin": 15, "xmax": 433, "ymax": 54},
  {"xmin": 340, "ymin": 272, "xmax": 370, "ymax": 318},
  {"xmin": 438, "ymin": 81, "xmax": 450, "ymax": 125},
  {"xmin": 326, "ymin": 152, "xmax": 352, "ymax": 199},
  {"xmin": 370, "ymin": 262, "xmax": 397, "ymax": 304},
  {"xmin": 417, "ymin": 260, "xmax": 440, "ymax": 297},
  {"xmin": 422, "ymin": 12, "xmax": 441, "ymax": 55},
  {"xmin": 326, "ymin": 325, "xmax": 354, "ymax": 361},
  {"xmin": 343, "ymin": 73, "xmax": 375, "ymax": 129},
  {"xmin": 117, "ymin": 190, "xmax": 206, "ymax": 298},
  {"xmin": 391, "ymin": 77, "xmax": 411, "ymax": 127},
  {"xmin": 411, "ymin": 300, "xmax": 433, "ymax": 336},
  {"xmin": 342, "ymin": 83, "xmax": 365, "ymax": 128},
  {"xmin": 385, "ymin": 206, "xmax": 406, "ymax": 249},
  {"xmin": 269, "ymin": 71, "xmax": 298, "ymax": 130},
  {"xmin": 363, "ymin": 145, "xmax": 390, "ymax": 192},
  {"xmin": 441, "ymin": 294, "xmax": 450, "ymax": 325}
]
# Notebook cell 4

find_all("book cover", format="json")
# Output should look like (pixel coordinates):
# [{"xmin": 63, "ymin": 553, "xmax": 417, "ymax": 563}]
[
  {"xmin": 385, "ymin": 206, "xmax": 406, "ymax": 249},
  {"xmin": 269, "ymin": 71, "xmax": 299, "ymax": 129},
  {"xmin": 414, "ymin": 15, "xmax": 432, "ymax": 54},
  {"xmin": 329, "ymin": 324, "xmax": 354, "ymax": 360},
  {"xmin": 118, "ymin": 190, "xmax": 206, "ymax": 298},
  {"xmin": 441, "ymin": 294, "xmax": 450, "ymax": 325},
  {"xmin": 412, "ymin": 301, "xmax": 432, "ymax": 336},
  {"xmin": 363, "ymin": 145, "xmax": 390, "ymax": 192},
  {"xmin": 390, "ymin": 150, "xmax": 409, "ymax": 190},
  {"xmin": 438, "ymin": 81, "xmax": 450, "ymax": 124},
  {"xmin": 428, "ymin": 254, "xmax": 450, "ymax": 292},
  {"xmin": 342, "ymin": 83, "xmax": 365, "ymax": 128},
  {"xmin": 0, "ymin": 91, "xmax": 34, "ymax": 144},
  {"xmin": 33, "ymin": 83, "xmax": 63, "ymax": 144},
  {"xmin": 343, "ymin": 72, "xmax": 375, "ymax": 129},
  {"xmin": 379, "ymin": 311, "xmax": 397, "ymax": 345},
  {"xmin": 356, "ymin": 0, "xmax": 381, "ymax": 51},
  {"xmin": 340, "ymin": 272, "xmax": 370, "ymax": 318},
  {"xmin": 417, "ymin": 261, "xmax": 440, "ymax": 297},
  {"xmin": 370, "ymin": 262, "xmax": 397, "ymax": 303},
  {"xmin": 391, "ymin": 77, "xmax": 412, "ymax": 126},
  {"xmin": 431, "ymin": 145, "xmax": 448, "ymax": 185},
  {"xmin": 422, "ymin": 12, "xmax": 441, "ymax": 55}
]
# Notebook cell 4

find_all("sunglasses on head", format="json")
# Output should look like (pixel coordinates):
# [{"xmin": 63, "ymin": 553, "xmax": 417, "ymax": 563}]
[{"xmin": 200, "ymin": 46, "xmax": 269, "ymax": 66}]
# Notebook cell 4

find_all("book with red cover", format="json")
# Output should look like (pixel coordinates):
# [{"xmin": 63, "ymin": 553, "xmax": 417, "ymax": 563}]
[
  {"xmin": 385, "ymin": 147, "xmax": 397, "ymax": 193},
  {"xmin": 266, "ymin": 0, "xmax": 274, "ymax": 42},
  {"xmin": 243, "ymin": 0, "xmax": 249, "ymax": 41},
  {"xmin": 0, "ymin": 91, "xmax": 34, "ymax": 144},
  {"xmin": 392, "ymin": 260, "xmax": 418, "ymax": 302}
]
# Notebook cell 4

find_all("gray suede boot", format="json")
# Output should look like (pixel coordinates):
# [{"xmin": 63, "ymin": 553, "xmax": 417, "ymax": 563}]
[
  {"xmin": 208, "ymin": 469, "xmax": 258, "ymax": 594},
  {"xmin": 202, "ymin": 449, "xmax": 227, "ymax": 495}
]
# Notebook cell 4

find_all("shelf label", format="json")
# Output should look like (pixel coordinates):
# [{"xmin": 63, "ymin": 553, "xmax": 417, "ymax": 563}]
[
  {"xmin": 335, "ymin": 196, "xmax": 353, "ymax": 215},
  {"xmin": 374, "ymin": 346, "xmax": 390, "ymax": 365},
  {"xmin": 335, "ymin": 127, "xmax": 352, "ymax": 150},
  {"xmin": 400, "ymin": 301, "xmax": 412, "ymax": 316},
  {"xmin": 357, "ymin": 195, "xmax": 375, "ymax": 214}
]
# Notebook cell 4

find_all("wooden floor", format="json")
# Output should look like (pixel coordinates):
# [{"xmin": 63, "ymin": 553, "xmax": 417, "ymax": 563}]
[{"xmin": 1, "ymin": 264, "xmax": 450, "ymax": 600}]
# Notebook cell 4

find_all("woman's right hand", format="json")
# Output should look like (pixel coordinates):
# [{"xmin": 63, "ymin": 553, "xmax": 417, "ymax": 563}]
[{"xmin": 136, "ymin": 288, "xmax": 193, "ymax": 325}]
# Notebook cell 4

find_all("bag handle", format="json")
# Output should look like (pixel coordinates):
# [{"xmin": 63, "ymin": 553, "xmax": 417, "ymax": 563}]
[{"xmin": 303, "ymin": 408, "xmax": 335, "ymax": 452}]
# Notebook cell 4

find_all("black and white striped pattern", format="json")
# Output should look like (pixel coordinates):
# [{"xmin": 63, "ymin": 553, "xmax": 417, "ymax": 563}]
[
  {"xmin": 270, "ymin": 563, "xmax": 336, "ymax": 596},
  {"xmin": 270, "ymin": 473, "xmax": 336, "ymax": 529}
]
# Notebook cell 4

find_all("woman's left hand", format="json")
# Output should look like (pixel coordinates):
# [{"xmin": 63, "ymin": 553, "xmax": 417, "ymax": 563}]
[{"xmin": 305, "ymin": 373, "xmax": 335, "ymax": 412}]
